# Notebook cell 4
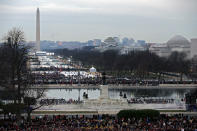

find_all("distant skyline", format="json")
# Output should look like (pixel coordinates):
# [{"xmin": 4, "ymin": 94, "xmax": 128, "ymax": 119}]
[{"xmin": 0, "ymin": 0, "xmax": 197, "ymax": 43}]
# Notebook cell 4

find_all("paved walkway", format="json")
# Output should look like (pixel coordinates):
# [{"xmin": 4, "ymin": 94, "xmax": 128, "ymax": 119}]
[
  {"xmin": 31, "ymin": 84, "xmax": 197, "ymax": 89},
  {"xmin": 35, "ymin": 102, "xmax": 186, "ymax": 115}
]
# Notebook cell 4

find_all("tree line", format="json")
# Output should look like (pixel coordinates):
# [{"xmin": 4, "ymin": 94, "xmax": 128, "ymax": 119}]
[{"xmin": 53, "ymin": 48, "xmax": 191, "ymax": 81}]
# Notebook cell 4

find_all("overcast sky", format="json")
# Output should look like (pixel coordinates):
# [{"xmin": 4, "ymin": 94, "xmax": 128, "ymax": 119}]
[{"xmin": 0, "ymin": 0, "xmax": 197, "ymax": 42}]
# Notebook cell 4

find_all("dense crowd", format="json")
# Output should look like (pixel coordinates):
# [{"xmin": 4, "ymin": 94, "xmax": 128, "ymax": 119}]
[
  {"xmin": 0, "ymin": 114, "xmax": 197, "ymax": 130},
  {"xmin": 32, "ymin": 73, "xmax": 196, "ymax": 85},
  {"xmin": 128, "ymin": 98, "xmax": 175, "ymax": 104},
  {"xmin": 39, "ymin": 98, "xmax": 176, "ymax": 105},
  {"xmin": 40, "ymin": 99, "xmax": 82, "ymax": 105},
  {"xmin": 32, "ymin": 73, "xmax": 102, "ymax": 85}
]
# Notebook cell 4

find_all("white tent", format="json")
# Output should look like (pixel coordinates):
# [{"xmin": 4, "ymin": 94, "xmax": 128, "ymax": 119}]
[{"xmin": 89, "ymin": 67, "xmax": 96, "ymax": 73}]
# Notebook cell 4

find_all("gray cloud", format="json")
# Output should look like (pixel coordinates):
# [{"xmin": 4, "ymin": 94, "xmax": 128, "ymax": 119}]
[{"xmin": 0, "ymin": 0, "xmax": 196, "ymax": 42}]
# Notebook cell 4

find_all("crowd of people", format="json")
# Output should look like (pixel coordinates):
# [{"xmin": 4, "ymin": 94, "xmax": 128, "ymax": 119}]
[
  {"xmin": 32, "ymin": 73, "xmax": 197, "ymax": 86},
  {"xmin": 0, "ymin": 114, "xmax": 197, "ymax": 130},
  {"xmin": 39, "ymin": 97, "xmax": 177, "ymax": 105},
  {"xmin": 40, "ymin": 99, "xmax": 82, "ymax": 105},
  {"xmin": 128, "ymin": 98, "xmax": 175, "ymax": 104},
  {"xmin": 39, "ymin": 97, "xmax": 177, "ymax": 106},
  {"xmin": 32, "ymin": 73, "xmax": 102, "ymax": 85}
]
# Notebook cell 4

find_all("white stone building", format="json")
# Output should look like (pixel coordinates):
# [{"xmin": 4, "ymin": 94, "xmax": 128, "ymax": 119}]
[
  {"xmin": 149, "ymin": 43, "xmax": 170, "ymax": 57},
  {"xmin": 149, "ymin": 35, "xmax": 191, "ymax": 58},
  {"xmin": 167, "ymin": 35, "xmax": 191, "ymax": 58}
]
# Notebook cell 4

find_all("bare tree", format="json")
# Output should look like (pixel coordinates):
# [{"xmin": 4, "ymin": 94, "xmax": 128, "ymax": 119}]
[
  {"xmin": 0, "ymin": 28, "xmax": 28, "ymax": 120},
  {"xmin": 24, "ymin": 88, "xmax": 45, "ymax": 121},
  {"xmin": 0, "ymin": 27, "xmax": 45, "ymax": 122},
  {"xmin": 4, "ymin": 27, "xmax": 25, "ymax": 48}
]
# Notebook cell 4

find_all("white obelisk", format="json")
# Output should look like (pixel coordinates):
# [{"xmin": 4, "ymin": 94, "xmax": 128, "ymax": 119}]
[{"xmin": 36, "ymin": 8, "xmax": 40, "ymax": 51}]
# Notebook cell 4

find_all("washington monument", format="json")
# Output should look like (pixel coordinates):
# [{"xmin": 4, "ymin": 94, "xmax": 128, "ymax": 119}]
[{"xmin": 36, "ymin": 8, "xmax": 40, "ymax": 51}]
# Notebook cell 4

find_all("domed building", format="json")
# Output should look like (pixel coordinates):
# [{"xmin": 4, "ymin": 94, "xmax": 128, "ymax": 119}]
[
  {"xmin": 95, "ymin": 37, "xmax": 120, "ymax": 52},
  {"xmin": 167, "ymin": 35, "xmax": 191, "ymax": 58},
  {"xmin": 167, "ymin": 35, "xmax": 190, "ymax": 48},
  {"xmin": 104, "ymin": 37, "xmax": 118, "ymax": 46},
  {"xmin": 149, "ymin": 35, "xmax": 191, "ymax": 58}
]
